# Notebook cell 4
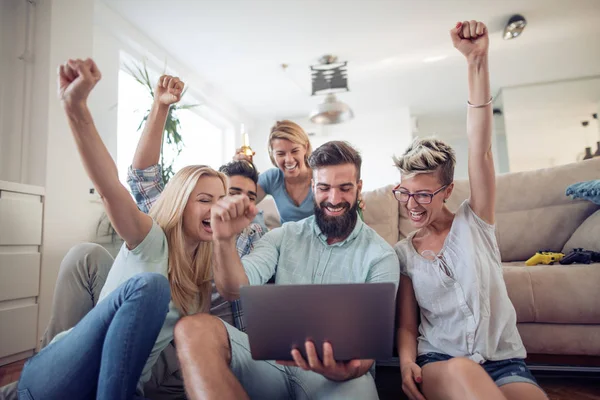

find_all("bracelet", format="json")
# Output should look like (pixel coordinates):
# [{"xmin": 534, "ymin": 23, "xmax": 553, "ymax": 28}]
[{"xmin": 467, "ymin": 97, "xmax": 493, "ymax": 108}]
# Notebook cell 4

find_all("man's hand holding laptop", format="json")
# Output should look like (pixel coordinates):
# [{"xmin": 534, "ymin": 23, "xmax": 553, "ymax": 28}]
[{"xmin": 276, "ymin": 341, "xmax": 374, "ymax": 382}]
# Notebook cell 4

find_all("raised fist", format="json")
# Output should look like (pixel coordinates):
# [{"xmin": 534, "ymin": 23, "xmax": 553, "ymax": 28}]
[
  {"xmin": 58, "ymin": 58, "xmax": 101, "ymax": 106},
  {"xmin": 211, "ymin": 195, "xmax": 258, "ymax": 241},
  {"xmin": 155, "ymin": 75, "xmax": 184, "ymax": 105},
  {"xmin": 450, "ymin": 20, "xmax": 489, "ymax": 60}
]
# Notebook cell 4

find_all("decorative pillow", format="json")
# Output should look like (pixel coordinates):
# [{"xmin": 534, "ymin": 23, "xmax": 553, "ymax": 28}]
[
  {"xmin": 566, "ymin": 180, "xmax": 600, "ymax": 205},
  {"xmin": 562, "ymin": 209, "xmax": 600, "ymax": 253}
]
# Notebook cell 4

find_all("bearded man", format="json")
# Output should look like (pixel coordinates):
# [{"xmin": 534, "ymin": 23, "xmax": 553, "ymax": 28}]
[{"xmin": 173, "ymin": 140, "xmax": 399, "ymax": 400}]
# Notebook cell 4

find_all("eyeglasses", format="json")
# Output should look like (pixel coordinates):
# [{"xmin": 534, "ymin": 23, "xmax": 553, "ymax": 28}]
[{"xmin": 392, "ymin": 184, "xmax": 448, "ymax": 204}]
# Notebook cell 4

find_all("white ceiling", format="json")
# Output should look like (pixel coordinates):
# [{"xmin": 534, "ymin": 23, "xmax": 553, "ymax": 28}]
[{"xmin": 102, "ymin": 0, "xmax": 600, "ymax": 120}]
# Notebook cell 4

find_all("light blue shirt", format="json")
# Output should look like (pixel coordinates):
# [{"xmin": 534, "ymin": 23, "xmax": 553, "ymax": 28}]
[
  {"xmin": 241, "ymin": 215, "xmax": 400, "ymax": 289},
  {"xmin": 258, "ymin": 168, "xmax": 314, "ymax": 224}
]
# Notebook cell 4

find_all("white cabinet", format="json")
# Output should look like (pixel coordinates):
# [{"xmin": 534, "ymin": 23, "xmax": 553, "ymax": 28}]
[{"xmin": 0, "ymin": 180, "xmax": 44, "ymax": 366}]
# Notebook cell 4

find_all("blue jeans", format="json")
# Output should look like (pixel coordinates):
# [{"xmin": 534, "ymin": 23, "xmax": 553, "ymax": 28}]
[{"xmin": 17, "ymin": 273, "xmax": 171, "ymax": 400}]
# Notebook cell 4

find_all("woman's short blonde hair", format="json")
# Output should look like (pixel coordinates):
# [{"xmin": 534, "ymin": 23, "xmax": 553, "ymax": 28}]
[
  {"xmin": 393, "ymin": 138, "xmax": 456, "ymax": 185},
  {"xmin": 149, "ymin": 165, "xmax": 226, "ymax": 315},
  {"xmin": 267, "ymin": 120, "xmax": 312, "ymax": 167}
]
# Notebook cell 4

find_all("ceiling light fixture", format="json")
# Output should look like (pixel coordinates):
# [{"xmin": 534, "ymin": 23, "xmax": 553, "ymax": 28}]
[
  {"xmin": 503, "ymin": 14, "xmax": 527, "ymax": 40},
  {"xmin": 308, "ymin": 54, "xmax": 354, "ymax": 125},
  {"xmin": 309, "ymin": 93, "xmax": 354, "ymax": 125}
]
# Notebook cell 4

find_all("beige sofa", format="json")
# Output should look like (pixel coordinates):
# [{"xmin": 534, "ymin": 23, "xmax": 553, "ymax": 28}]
[{"xmin": 258, "ymin": 157, "xmax": 600, "ymax": 358}]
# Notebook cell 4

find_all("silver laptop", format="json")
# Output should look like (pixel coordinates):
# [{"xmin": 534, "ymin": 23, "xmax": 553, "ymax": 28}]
[{"xmin": 240, "ymin": 282, "xmax": 396, "ymax": 361}]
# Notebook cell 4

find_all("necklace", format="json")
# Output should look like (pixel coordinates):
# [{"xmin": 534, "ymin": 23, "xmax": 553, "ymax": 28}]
[{"xmin": 421, "ymin": 249, "xmax": 437, "ymax": 260}]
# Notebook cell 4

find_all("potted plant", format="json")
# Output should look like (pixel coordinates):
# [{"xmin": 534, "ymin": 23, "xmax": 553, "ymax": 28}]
[{"xmin": 124, "ymin": 61, "xmax": 199, "ymax": 183}]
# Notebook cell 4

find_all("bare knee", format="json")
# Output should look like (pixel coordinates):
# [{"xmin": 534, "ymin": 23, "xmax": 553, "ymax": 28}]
[
  {"xmin": 174, "ymin": 314, "xmax": 231, "ymax": 363},
  {"xmin": 444, "ymin": 357, "xmax": 485, "ymax": 378},
  {"xmin": 422, "ymin": 358, "xmax": 495, "ymax": 400},
  {"xmin": 423, "ymin": 357, "xmax": 484, "ymax": 384}
]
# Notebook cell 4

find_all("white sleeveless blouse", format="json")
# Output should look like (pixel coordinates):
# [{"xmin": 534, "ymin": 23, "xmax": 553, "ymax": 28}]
[{"xmin": 394, "ymin": 201, "xmax": 526, "ymax": 363}]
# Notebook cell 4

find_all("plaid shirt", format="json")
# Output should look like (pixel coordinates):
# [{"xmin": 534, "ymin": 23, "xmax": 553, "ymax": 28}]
[{"xmin": 127, "ymin": 164, "xmax": 265, "ymax": 332}]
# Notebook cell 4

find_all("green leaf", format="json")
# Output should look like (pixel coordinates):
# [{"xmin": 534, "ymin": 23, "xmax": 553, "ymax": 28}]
[
  {"xmin": 143, "ymin": 61, "xmax": 153, "ymax": 94},
  {"xmin": 124, "ymin": 65, "xmax": 146, "ymax": 87},
  {"xmin": 137, "ymin": 113, "xmax": 149, "ymax": 132}
]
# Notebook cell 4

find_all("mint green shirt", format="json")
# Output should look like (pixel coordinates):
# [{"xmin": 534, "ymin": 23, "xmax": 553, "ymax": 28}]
[
  {"xmin": 51, "ymin": 222, "xmax": 178, "ymax": 388},
  {"xmin": 242, "ymin": 215, "xmax": 400, "ymax": 289}
]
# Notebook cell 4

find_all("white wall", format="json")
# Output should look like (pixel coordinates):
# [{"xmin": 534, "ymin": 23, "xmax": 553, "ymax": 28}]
[
  {"xmin": 26, "ymin": 0, "xmax": 51, "ymax": 188},
  {"xmin": 90, "ymin": 25, "xmax": 121, "ymax": 160},
  {"xmin": 414, "ymin": 78, "xmax": 600, "ymax": 176},
  {"xmin": 597, "ymin": 101, "xmax": 600, "ymax": 141},
  {"xmin": 494, "ymin": 129, "xmax": 510, "ymax": 175},
  {"xmin": 414, "ymin": 112, "xmax": 469, "ymax": 179},
  {"xmin": 0, "ymin": 0, "xmax": 28, "ymax": 183},
  {"xmin": 250, "ymin": 108, "xmax": 412, "ymax": 191},
  {"xmin": 414, "ymin": 111, "xmax": 510, "ymax": 179},
  {"xmin": 32, "ymin": 0, "xmax": 108, "ymax": 345},
  {"xmin": 502, "ymin": 77, "xmax": 600, "ymax": 172}
]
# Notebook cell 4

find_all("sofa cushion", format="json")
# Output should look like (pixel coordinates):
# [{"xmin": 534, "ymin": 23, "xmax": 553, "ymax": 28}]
[
  {"xmin": 362, "ymin": 184, "xmax": 399, "ymax": 246},
  {"xmin": 496, "ymin": 203, "xmax": 596, "ymax": 261},
  {"xmin": 562, "ymin": 209, "xmax": 600, "ymax": 253},
  {"xmin": 494, "ymin": 159, "xmax": 600, "ymax": 261},
  {"xmin": 503, "ymin": 263, "xmax": 600, "ymax": 324},
  {"xmin": 517, "ymin": 323, "xmax": 600, "ymax": 356}
]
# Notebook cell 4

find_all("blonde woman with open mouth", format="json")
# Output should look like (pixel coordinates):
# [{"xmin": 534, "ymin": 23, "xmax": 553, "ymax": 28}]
[{"xmin": 16, "ymin": 58, "xmax": 226, "ymax": 400}]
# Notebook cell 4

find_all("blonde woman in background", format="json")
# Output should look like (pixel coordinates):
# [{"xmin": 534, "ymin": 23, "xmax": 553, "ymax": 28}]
[
  {"xmin": 16, "ymin": 58, "xmax": 226, "ymax": 400},
  {"xmin": 236, "ymin": 120, "xmax": 315, "ymax": 224},
  {"xmin": 236, "ymin": 121, "xmax": 365, "ymax": 224}
]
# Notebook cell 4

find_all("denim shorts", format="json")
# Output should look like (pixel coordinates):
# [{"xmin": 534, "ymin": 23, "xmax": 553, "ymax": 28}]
[{"xmin": 416, "ymin": 352, "xmax": 540, "ymax": 388}]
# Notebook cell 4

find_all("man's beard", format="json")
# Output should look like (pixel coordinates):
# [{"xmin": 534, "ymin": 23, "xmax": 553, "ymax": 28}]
[{"xmin": 314, "ymin": 197, "xmax": 359, "ymax": 239}]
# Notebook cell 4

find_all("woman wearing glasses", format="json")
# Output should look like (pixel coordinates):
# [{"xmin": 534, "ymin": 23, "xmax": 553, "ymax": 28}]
[{"xmin": 392, "ymin": 21, "xmax": 547, "ymax": 400}]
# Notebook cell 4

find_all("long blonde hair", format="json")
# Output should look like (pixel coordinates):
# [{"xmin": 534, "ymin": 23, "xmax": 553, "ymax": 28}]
[
  {"xmin": 268, "ymin": 120, "xmax": 312, "ymax": 167},
  {"xmin": 149, "ymin": 165, "xmax": 226, "ymax": 315}
]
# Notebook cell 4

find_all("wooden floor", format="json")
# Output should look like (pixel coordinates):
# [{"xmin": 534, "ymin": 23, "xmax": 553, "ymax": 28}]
[
  {"xmin": 1, "ymin": 360, "xmax": 599, "ymax": 399},
  {"xmin": 540, "ymin": 379, "xmax": 600, "ymax": 400},
  {"xmin": 0, "ymin": 359, "xmax": 24, "ymax": 388}
]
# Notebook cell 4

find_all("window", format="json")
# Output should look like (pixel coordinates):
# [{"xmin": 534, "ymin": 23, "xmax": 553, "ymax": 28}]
[
  {"xmin": 116, "ymin": 69, "xmax": 151, "ymax": 186},
  {"xmin": 117, "ymin": 67, "xmax": 225, "ymax": 188},
  {"xmin": 165, "ymin": 107, "xmax": 223, "ymax": 172}
]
